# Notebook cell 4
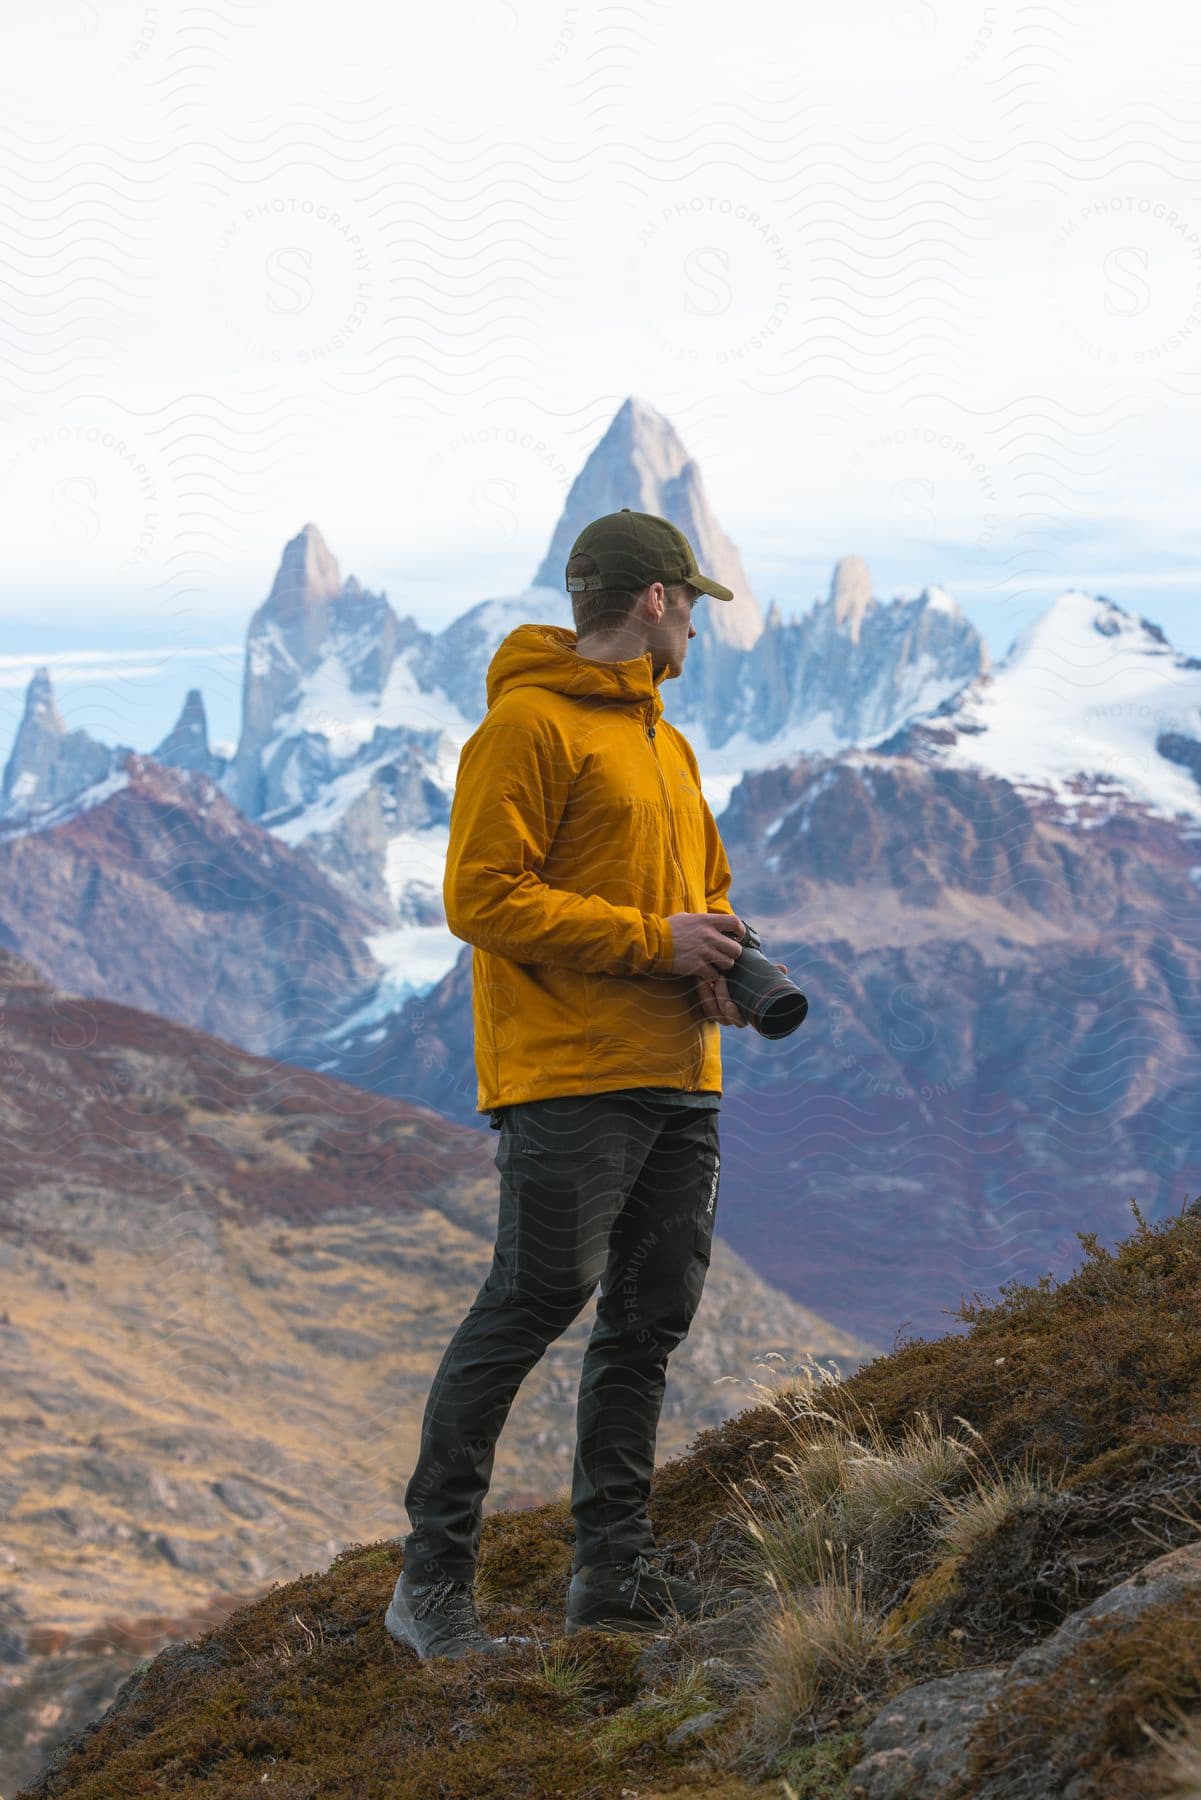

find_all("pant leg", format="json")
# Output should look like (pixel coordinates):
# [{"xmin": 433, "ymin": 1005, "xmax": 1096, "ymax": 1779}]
[
  {"xmin": 402, "ymin": 1096, "xmax": 638, "ymax": 1585},
  {"xmin": 570, "ymin": 1104, "xmax": 721, "ymax": 1570}
]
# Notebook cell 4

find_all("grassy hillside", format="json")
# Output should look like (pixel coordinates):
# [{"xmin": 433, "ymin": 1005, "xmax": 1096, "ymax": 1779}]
[
  {"xmin": 18, "ymin": 1199, "xmax": 1201, "ymax": 1800},
  {"xmin": 0, "ymin": 941, "xmax": 875, "ymax": 1793}
]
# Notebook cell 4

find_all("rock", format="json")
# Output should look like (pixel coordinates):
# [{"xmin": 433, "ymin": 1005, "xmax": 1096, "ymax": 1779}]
[
  {"xmin": 966, "ymin": 1540, "xmax": 1201, "ymax": 1799},
  {"xmin": 151, "ymin": 1533, "xmax": 222, "ymax": 1574},
  {"xmin": 211, "ymin": 1478, "xmax": 269, "ymax": 1521},
  {"xmin": 664, "ymin": 1707, "xmax": 726, "ymax": 1750},
  {"xmin": 844, "ymin": 1668, "xmax": 1005, "ymax": 1799},
  {"xmin": 292, "ymin": 1324, "xmax": 385, "ymax": 1361},
  {"xmin": 1003, "ymin": 1539, "xmax": 1201, "ymax": 1691},
  {"xmin": 633, "ymin": 1634, "xmax": 675, "ymax": 1687},
  {"xmin": 153, "ymin": 689, "xmax": 226, "ymax": 783},
  {"xmin": 1, "ymin": 666, "xmax": 128, "ymax": 823},
  {"xmin": 531, "ymin": 394, "xmax": 764, "ymax": 653},
  {"xmin": 699, "ymin": 1655, "xmax": 744, "ymax": 1696},
  {"xmin": 831, "ymin": 555, "xmax": 873, "ymax": 645},
  {"xmin": 846, "ymin": 1543, "xmax": 1201, "ymax": 1799},
  {"xmin": 663, "ymin": 1589, "xmax": 779, "ymax": 1667}
]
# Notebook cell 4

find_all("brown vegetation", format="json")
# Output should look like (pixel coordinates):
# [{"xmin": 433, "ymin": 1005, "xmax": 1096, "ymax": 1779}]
[{"xmin": 16, "ymin": 1197, "xmax": 1201, "ymax": 1799}]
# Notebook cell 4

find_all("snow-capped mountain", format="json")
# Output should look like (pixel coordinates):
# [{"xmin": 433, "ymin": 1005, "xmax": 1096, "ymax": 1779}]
[
  {"xmin": 22, "ymin": 394, "xmax": 1193, "ymax": 1065},
  {"xmin": 0, "ymin": 396, "xmax": 986, "ymax": 840},
  {"xmin": 0, "ymin": 667, "xmax": 130, "ymax": 822},
  {"xmin": 5, "ymin": 404, "xmax": 1201, "ymax": 1342},
  {"xmin": 57, "ymin": 396, "xmax": 957, "ymax": 987},
  {"xmin": 531, "ymin": 393, "xmax": 764, "ymax": 652},
  {"xmin": 885, "ymin": 591, "xmax": 1201, "ymax": 824},
  {"xmin": 660, "ymin": 553, "xmax": 987, "ymax": 811}
]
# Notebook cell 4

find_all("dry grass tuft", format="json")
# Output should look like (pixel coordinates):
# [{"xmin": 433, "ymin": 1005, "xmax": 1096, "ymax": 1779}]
[
  {"xmin": 930, "ymin": 1458, "xmax": 1057, "ymax": 1560},
  {"xmin": 1143, "ymin": 1705, "xmax": 1201, "ymax": 1798},
  {"xmin": 726, "ymin": 1384, "xmax": 987, "ymax": 1597},
  {"xmin": 742, "ymin": 1542, "xmax": 886, "ymax": 1766}
]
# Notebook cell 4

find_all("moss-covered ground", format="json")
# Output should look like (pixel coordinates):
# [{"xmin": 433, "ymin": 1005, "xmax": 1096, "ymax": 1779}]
[{"xmin": 18, "ymin": 1200, "xmax": 1201, "ymax": 1799}]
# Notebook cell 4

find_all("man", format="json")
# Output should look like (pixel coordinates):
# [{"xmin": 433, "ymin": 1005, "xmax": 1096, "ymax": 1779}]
[{"xmin": 385, "ymin": 508, "xmax": 787, "ymax": 1660}]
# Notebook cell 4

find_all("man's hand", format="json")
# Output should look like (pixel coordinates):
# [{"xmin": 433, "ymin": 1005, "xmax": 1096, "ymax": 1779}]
[
  {"xmin": 666, "ymin": 910, "xmax": 749, "ymax": 978},
  {"xmin": 667, "ymin": 911, "xmax": 788, "ymax": 1026},
  {"xmin": 696, "ymin": 962, "xmax": 790, "ymax": 1027}
]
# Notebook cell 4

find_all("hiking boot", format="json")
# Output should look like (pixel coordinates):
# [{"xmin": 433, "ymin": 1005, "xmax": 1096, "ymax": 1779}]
[
  {"xmin": 565, "ymin": 1546, "xmax": 709, "ymax": 1637},
  {"xmin": 384, "ymin": 1571, "xmax": 506, "ymax": 1661}
]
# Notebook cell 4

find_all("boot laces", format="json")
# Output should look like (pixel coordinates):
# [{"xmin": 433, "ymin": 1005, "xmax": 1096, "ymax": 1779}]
[
  {"xmin": 617, "ymin": 1539, "xmax": 700, "ymax": 1603},
  {"xmin": 411, "ymin": 1577, "xmax": 482, "ymax": 1629}
]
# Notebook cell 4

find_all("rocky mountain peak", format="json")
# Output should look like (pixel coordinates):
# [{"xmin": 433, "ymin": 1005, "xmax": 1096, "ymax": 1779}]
[
  {"xmin": 2, "ymin": 666, "xmax": 61, "ymax": 809},
  {"xmin": 153, "ymin": 688, "xmax": 226, "ymax": 782},
  {"xmin": 259, "ymin": 522, "xmax": 343, "ymax": 664},
  {"xmin": 229, "ymin": 525, "xmax": 415, "ymax": 817},
  {"xmin": 830, "ymin": 555, "xmax": 874, "ymax": 645},
  {"xmin": 1, "ymin": 665, "xmax": 123, "ymax": 822},
  {"xmin": 22, "ymin": 663, "xmax": 59, "ymax": 725},
  {"xmin": 531, "ymin": 394, "xmax": 765, "ymax": 652}
]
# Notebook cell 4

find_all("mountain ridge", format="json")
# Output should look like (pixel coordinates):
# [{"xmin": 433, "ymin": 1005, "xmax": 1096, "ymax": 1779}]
[
  {"xmin": 531, "ymin": 393, "xmax": 764, "ymax": 651},
  {"xmin": 880, "ymin": 587, "xmax": 1201, "ymax": 825}
]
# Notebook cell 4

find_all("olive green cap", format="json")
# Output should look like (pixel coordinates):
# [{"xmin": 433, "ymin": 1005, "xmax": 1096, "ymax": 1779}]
[{"xmin": 565, "ymin": 509, "xmax": 734, "ymax": 602}]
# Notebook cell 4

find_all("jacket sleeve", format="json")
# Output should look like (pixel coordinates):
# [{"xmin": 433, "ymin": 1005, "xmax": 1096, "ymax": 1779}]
[{"xmin": 443, "ymin": 716, "xmax": 676, "ymax": 974}]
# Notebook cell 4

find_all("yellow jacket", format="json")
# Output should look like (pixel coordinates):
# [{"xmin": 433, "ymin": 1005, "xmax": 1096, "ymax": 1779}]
[{"xmin": 443, "ymin": 624, "xmax": 737, "ymax": 1112}]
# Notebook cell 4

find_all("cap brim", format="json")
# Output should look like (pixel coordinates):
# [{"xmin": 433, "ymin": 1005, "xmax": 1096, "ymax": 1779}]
[{"xmin": 690, "ymin": 573, "xmax": 734, "ymax": 602}]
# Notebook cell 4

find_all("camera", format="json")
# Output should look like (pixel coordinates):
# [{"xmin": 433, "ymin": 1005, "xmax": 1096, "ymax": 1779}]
[{"xmin": 724, "ymin": 919, "xmax": 809, "ymax": 1039}]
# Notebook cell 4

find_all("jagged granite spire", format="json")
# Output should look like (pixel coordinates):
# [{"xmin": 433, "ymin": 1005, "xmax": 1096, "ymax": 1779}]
[
  {"xmin": 2, "ymin": 668, "xmax": 61, "ymax": 812},
  {"xmin": 154, "ymin": 689, "xmax": 226, "ymax": 781},
  {"xmin": 661, "ymin": 560, "xmax": 988, "ymax": 753},
  {"xmin": 1, "ymin": 666, "xmax": 122, "ymax": 820},
  {"xmin": 532, "ymin": 396, "xmax": 764, "ymax": 652},
  {"xmin": 226, "ymin": 524, "xmax": 421, "ymax": 820},
  {"xmin": 228, "ymin": 524, "xmax": 344, "ymax": 815},
  {"xmin": 260, "ymin": 521, "xmax": 343, "ymax": 662},
  {"xmin": 830, "ymin": 556, "xmax": 874, "ymax": 646}
]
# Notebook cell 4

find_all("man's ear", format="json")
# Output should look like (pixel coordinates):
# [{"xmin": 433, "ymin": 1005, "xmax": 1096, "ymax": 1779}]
[{"xmin": 645, "ymin": 581, "xmax": 667, "ymax": 623}]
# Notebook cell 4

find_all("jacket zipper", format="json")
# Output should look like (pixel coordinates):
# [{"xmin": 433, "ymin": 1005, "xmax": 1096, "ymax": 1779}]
[
  {"xmin": 647, "ymin": 704, "xmax": 706, "ymax": 1085},
  {"xmin": 646, "ymin": 704, "xmax": 688, "ymax": 903}
]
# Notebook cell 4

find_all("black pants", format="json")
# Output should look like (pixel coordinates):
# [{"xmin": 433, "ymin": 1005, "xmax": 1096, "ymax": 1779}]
[{"xmin": 402, "ymin": 1094, "xmax": 721, "ymax": 1584}]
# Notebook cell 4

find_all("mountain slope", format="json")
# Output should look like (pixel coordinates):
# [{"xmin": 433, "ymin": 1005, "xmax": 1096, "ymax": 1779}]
[
  {"xmin": 17, "ymin": 1201, "xmax": 1201, "ymax": 1800},
  {"xmin": 0, "ymin": 755, "xmax": 386, "ymax": 1058},
  {"xmin": 0, "ymin": 944, "xmax": 873, "ymax": 1788},
  {"xmin": 886, "ymin": 590, "xmax": 1201, "ymax": 824},
  {"xmin": 336, "ymin": 747, "xmax": 1201, "ymax": 1343}
]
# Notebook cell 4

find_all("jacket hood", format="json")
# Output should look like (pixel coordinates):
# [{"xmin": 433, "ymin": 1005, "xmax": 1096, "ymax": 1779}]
[{"xmin": 485, "ymin": 624, "xmax": 668, "ymax": 721}]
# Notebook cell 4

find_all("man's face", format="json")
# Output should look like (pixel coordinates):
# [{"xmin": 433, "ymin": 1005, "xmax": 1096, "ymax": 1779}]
[{"xmin": 648, "ymin": 582, "xmax": 699, "ymax": 679}]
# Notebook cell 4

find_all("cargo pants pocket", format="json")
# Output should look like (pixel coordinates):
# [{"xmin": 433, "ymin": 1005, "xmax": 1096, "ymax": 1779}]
[{"xmin": 491, "ymin": 1113, "xmax": 626, "ymax": 1305}]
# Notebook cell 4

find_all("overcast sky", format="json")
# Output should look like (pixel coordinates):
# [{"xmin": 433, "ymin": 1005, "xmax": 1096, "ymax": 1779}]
[{"xmin": 3, "ymin": 0, "xmax": 1201, "ymax": 751}]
